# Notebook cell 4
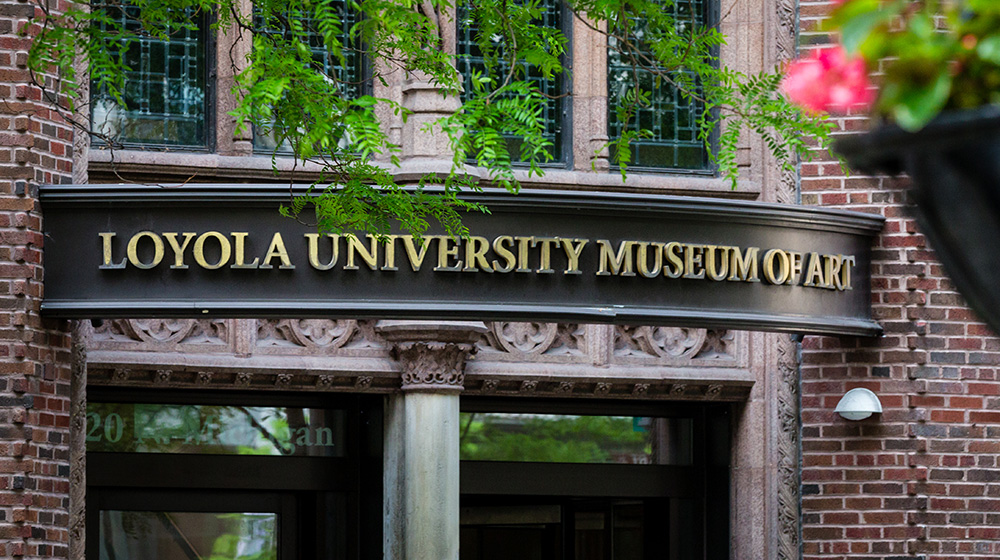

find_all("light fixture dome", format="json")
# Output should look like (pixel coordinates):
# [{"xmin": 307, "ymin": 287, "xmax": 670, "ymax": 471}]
[{"xmin": 834, "ymin": 388, "xmax": 883, "ymax": 421}]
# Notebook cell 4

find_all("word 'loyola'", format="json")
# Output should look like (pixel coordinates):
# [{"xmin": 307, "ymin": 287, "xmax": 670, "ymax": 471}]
[{"xmin": 99, "ymin": 231, "xmax": 856, "ymax": 291}]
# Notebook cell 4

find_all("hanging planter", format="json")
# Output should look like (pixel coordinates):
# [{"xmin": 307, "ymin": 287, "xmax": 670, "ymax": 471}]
[{"xmin": 835, "ymin": 106, "xmax": 1000, "ymax": 335}]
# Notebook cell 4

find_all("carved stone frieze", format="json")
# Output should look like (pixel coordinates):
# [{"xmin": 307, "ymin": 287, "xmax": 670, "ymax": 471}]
[
  {"xmin": 89, "ymin": 318, "xmax": 228, "ymax": 347},
  {"xmin": 87, "ymin": 319, "xmax": 751, "ymax": 401},
  {"xmin": 255, "ymin": 319, "xmax": 382, "ymax": 352},
  {"xmin": 479, "ymin": 322, "xmax": 585, "ymax": 357},
  {"xmin": 615, "ymin": 326, "xmax": 705, "ymax": 359},
  {"xmin": 613, "ymin": 326, "xmax": 738, "ymax": 363},
  {"xmin": 392, "ymin": 341, "xmax": 476, "ymax": 392},
  {"xmin": 257, "ymin": 319, "xmax": 354, "ymax": 348}
]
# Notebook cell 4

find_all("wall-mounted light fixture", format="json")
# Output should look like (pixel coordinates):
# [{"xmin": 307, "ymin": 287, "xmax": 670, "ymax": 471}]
[{"xmin": 834, "ymin": 388, "xmax": 883, "ymax": 421}]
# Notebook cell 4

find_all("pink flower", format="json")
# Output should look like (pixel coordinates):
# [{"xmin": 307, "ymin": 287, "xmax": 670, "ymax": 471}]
[{"xmin": 781, "ymin": 45, "xmax": 873, "ymax": 114}]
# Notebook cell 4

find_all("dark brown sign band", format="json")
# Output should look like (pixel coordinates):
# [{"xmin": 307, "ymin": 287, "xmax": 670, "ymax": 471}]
[{"xmin": 40, "ymin": 184, "xmax": 884, "ymax": 336}]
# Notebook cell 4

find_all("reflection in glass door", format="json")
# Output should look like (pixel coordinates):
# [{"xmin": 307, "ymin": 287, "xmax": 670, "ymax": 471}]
[{"xmin": 99, "ymin": 511, "xmax": 278, "ymax": 560}]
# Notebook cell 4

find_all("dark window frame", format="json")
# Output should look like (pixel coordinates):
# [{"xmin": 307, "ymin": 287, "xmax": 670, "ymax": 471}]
[
  {"xmin": 607, "ymin": 0, "xmax": 721, "ymax": 175},
  {"xmin": 89, "ymin": 2, "xmax": 216, "ymax": 151},
  {"xmin": 250, "ymin": 2, "xmax": 372, "ymax": 155},
  {"xmin": 455, "ymin": 0, "xmax": 574, "ymax": 169}
]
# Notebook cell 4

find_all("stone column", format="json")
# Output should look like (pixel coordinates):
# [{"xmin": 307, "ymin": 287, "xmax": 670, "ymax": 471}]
[{"xmin": 377, "ymin": 320, "xmax": 487, "ymax": 560}]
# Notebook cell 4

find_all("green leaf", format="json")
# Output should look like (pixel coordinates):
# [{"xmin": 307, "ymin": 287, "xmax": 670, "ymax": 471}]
[
  {"xmin": 840, "ymin": 8, "xmax": 895, "ymax": 54},
  {"xmin": 978, "ymin": 36, "xmax": 1000, "ymax": 65},
  {"xmin": 891, "ymin": 70, "xmax": 953, "ymax": 131}
]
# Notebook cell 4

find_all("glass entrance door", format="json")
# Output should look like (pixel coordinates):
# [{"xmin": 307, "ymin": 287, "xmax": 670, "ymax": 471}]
[
  {"xmin": 86, "ymin": 391, "xmax": 383, "ymax": 560},
  {"xmin": 459, "ymin": 399, "xmax": 730, "ymax": 560}
]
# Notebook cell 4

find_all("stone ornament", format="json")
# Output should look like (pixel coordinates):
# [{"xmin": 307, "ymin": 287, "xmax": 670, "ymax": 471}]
[
  {"xmin": 480, "ymin": 322, "xmax": 586, "ymax": 357},
  {"xmin": 393, "ymin": 341, "xmax": 477, "ymax": 392},
  {"xmin": 616, "ymin": 325, "xmax": 707, "ymax": 359},
  {"xmin": 487, "ymin": 322, "xmax": 558, "ymax": 355},
  {"xmin": 280, "ymin": 319, "xmax": 357, "ymax": 348},
  {"xmin": 90, "ymin": 318, "xmax": 228, "ymax": 346},
  {"xmin": 317, "ymin": 375, "xmax": 335, "ymax": 388}
]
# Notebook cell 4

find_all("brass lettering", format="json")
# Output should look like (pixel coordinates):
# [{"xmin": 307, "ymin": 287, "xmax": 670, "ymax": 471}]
[
  {"xmin": 435, "ymin": 236, "xmax": 462, "ymax": 272},
  {"xmin": 728, "ymin": 246, "xmax": 759, "ymax": 282},
  {"xmin": 306, "ymin": 233, "xmax": 339, "ymax": 270},
  {"xmin": 683, "ymin": 244, "xmax": 705, "ymax": 279},
  {"xmin": 492, "ymin": 236, "xmax": 516, "ymax": 273},
  {"xmin": 789, "ymin": 252, "xmax": 804, "ymax": 285},
  {"xmin": 636, "ymin": 242, "xmax": 662, "ymax": 278},
  {"xmin": 402, "ymin": 236, "xmax": 434, "ymax": 272},
  {"xmin": 230, "ymin": 232, "xmax": 260, "ymax": 269},
  {"xmin": 704, "ymin": 245, "xmax": 729, "ymax": 281},
  {"xmin": 193, "ymin": 231, "xmax": 232, "ymax": 270},
  {"xmin": 824, "ymin": 254, "xmax": 842, "ymax": 290},
  {"xmin": 162, "ymin": 232, "xmax": 197, "ymax": 269},
  {"xmin": 260, "ymin": 232, "xmax": 295, "ymax": 269},
  {"xmin": 345, "ymin": 234, "xmax": 378, "ymax": 271},
  {"xmin": 126, "ymin": 231, "xmax": 164, "ymax": 270},
  {"xmin": 663, "ymin": 242, "xmax": 683, "ymax": 278},
  {"xmin": 596, "ymin": 240, "xmax": 635, "ymax": 277},
  {"xmin": 382, "ymin": 235, "xmax": 399, "ymax": 271},
  {"xmin": 762, "ymin": 249, "xmax": 790, "ymax": 285},
  {"xmin": 515, "ymin": 236, "xmax": 534, "ymax": 273},
  {"xmin": 840, "ymin": 255, "xmax": 855, "ymax": 290},
  {"xmin": 559, "ymin": 238, "xmax": 588, "ymax": 275},
  {"xmin": 463, "ymin": 236, "xmax": 493, "ymax": 273},
  {"xmin": 99, "ymin": 232, "xmax": 126, "ymax": 269},
  {"xmin": 532, "ymin": 237, "xmax": 559, "ymax": 274},
  {"xmin": 803, "ymin": 252, "xmax": 826, "ymax": 287}
]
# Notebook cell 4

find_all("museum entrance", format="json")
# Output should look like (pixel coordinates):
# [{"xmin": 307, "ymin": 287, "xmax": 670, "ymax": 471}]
[{"xmin": 85, "ymin": 390, "xmax": 729, "ymax": 559}]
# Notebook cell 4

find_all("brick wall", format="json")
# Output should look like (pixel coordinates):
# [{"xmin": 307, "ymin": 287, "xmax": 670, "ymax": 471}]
[
  {"xmin": 1, "ymin": 0, "xmax": 74, "ymax": 558},
  {"xmin": 799, "ymin": 1, "xmax": 1000, "ymax": 559}
]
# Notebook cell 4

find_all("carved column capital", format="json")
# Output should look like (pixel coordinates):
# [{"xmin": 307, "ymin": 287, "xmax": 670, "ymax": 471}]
[
  {"xmin": 391, "ymin": 340, "xmax": 477, "ymax": 392},
  {"xmin": 376, "ymin": 320, "xmax": 488, "ymax": 393}
]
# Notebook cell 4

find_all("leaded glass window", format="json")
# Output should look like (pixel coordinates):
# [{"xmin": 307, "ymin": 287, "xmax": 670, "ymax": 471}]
[
  {"xmin": 456, "ymin": 0, "xmax": 566, "ymax": 164},
  {"xmin": 90, "ymin": 2, "xmax": 208, "ymax": 147},
  {"xmin": 252, "ymin": 2, "xmax": 364, "ymax": 153},
  {"xmin": 608, "ymin": 0, "xmax": 711, "ymax": 171}
]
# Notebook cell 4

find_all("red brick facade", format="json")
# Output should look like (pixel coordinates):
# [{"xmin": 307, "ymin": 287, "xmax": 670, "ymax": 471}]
[
  {"xmin": 1, "ymin": 0, "xmax": 74, "ymax": 558},
  {"xmin": 799, "ymin": 2, "xmax": 1000, "ymax": 559}
]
